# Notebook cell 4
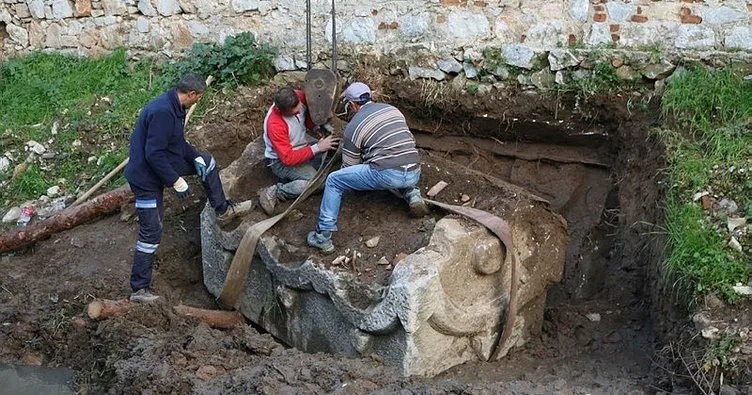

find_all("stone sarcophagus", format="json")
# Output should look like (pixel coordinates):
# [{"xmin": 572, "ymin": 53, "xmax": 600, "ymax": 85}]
[{"xmin": 201, "ymin": 138, "xmax": 568, "ymax": 377}]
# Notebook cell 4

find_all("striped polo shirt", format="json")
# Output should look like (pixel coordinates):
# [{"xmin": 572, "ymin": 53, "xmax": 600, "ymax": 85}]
[{"xmin": 341, "ymin": 102, "xmax": 420, "ymax": 171}]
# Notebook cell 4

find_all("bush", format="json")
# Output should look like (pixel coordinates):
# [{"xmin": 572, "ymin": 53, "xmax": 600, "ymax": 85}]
[{"xmin": 164, "ymin": 32, "xmax": 277, "ymax": 88}]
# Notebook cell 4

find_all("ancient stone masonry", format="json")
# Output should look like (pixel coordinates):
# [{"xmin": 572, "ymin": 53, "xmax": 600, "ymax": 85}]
[{"xmin": 0, "ymin": 0, "xmax": 750, "ymax": 65}]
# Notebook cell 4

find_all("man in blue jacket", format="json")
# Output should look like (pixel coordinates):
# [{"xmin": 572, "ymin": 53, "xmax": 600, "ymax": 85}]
[{"xmin": 124, "ymin": 73, "xmax": 254, "ymax": 303}]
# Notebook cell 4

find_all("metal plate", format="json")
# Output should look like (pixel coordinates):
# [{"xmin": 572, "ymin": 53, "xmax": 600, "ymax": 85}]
[{"xmin": 304, "ymin": 69, "xmax": 338, "ymax": 126}]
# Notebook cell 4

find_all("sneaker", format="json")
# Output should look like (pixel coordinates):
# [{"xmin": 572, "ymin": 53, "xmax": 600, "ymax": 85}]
[
  {"xmin": 130, "ymin": 288, "xmax": 160, "ymax": 303},
  {"xmin": 408, "ymin": 196, "xmax": 430, "ymax": 218},
  {"xmin": 307, "ymin": 230, "xmax": 335, "ymax": 254},
  {"xmin": 217, "ymin": 199, "xmax": 255, "ymax": 224},
  {"xmin": 257, "ymin": 185, "xmax": 278, "ymax": 216}
]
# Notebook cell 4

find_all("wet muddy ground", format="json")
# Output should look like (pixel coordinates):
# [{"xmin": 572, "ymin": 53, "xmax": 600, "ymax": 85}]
[{"xmin": 0, "ymin": 80, "xmax": 676, "ymax": 393}]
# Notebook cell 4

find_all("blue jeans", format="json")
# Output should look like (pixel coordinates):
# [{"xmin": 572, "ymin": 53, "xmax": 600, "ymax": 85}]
[
  {"xmin": 317, "ymin": 164, "xmax": 422, "ymax": 231},
  {"xmin": 268, "ymin": 154, "xmax": 322, "ymax": 200},
  {"xmin": 129, "ymin": 152, "xmax": 228, "ymax": 292}
]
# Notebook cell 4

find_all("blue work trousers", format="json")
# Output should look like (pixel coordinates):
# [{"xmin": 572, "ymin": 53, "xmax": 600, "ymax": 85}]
[
  {"xmin": 317, "ymin": 164, "xmax": 422, "ymax": 232},
  {"xmin": 129, "ymin": 152, "xmax": 227, "ymax": 292}
]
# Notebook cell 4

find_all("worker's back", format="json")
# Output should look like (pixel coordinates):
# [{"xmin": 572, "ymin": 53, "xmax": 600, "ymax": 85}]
[{"xmin": 342, "ymin": 102, "xmax": 420, "ymax": 170}]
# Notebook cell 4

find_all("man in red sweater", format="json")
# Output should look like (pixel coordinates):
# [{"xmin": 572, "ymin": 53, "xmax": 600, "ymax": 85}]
[{"xmin": 258, "ymin": 86, "xmax": 339, "ymax": 215}]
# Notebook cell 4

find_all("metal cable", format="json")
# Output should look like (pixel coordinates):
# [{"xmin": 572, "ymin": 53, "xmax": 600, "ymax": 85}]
[
  {"xmin": 306, "ymin": 0, "xmax": 311, "ymax": 70},
  {"xmin": 331, "ymin": 0, "xmax": 337, "ymax": 72}
]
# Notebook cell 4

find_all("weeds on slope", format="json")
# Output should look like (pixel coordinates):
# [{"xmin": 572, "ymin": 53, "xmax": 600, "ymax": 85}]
[{"xmin": 659, "ymin": 66, "xmax": 751, "ymax": 303}]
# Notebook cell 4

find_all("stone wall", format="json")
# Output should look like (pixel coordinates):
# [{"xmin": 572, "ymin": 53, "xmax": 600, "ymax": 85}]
[{"xmin": 1, "ymin": 0, "xmax": 750, "ymax": 65}]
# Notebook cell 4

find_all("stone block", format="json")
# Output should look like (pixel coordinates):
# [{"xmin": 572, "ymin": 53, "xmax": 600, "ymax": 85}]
[
  {"xmin": 14, "ymin": 2, "xmax": 30, "ymax": 18},
  {"xmin": 501, "ymin": 44, "xmax": 535, "ymax": 69},
  {"xmin": 79, "ymin": 30, "xmax": 97, "ymax": 47},
  {"xmin": 177, "ymin": 0, "xmax": 194, "ymax": 13},
  {"xmin": 616, "ymin": 65, "xmax": 637, "ymax": 80},
  {"xmin": 137, "ymin": 0, "xmax": 156, "ymax": 16},
  {"xmin": 674, "ymin": 25, "xmax": 715, "ymax": 50},
  {"xmin": 725, "ymin": 27, "xmax": 752, "ymax": 51},
  {"xmin": 6, "ymin": 23, "xmax": 28, "ymax": 46},
  {"xmin": 400, "ymin": 14, "xmax": 429, "ymax": 38},
  {"xmin": 447, "ymin": 9, "xmax": 489, "ymax": 39},
  {"xmin": 702, "ymin": 6, "xmax": 745, "ymax": 24},
  {"xmin": 437, "ymin": 58, "xmax": 463, "ymax": 74},
  {"xmin": 51, "ymin": 0, "xmax": 73, "ymax": 18},
  {"xmin": 640, "ymin": 59, "xmax": 675, "ymax": 80},
  {"xmin": 101, "ymin": 0, "xmax": 125, "ymax": 15},
  {"xmin": 548, "ymin": 49, "xmax": 580, "ymax": 71},
  {"xmin": 531, "ymin": 69, "xmax": 554, "ymax": 89},
  {"xmin": 606, "ymin": 2, "xmax": 635, "ymax": 22},
  {"xmin": 45, "ymin": 22, "xmax": 62, "ymax": 48},
  {"xmin": 155, "ymin": 0, "xmax": 180, "ymax": 16},
  {"xmin": 274, "ymin": 55, "xmax": 296, "ymax": 72},
  {"xmin": 525, "ymin": 21, "xmax": 563, "ymax": 49},
  {"xmin": 27, "ymin": 20, "xmax": 44, "ymax": 47},
  {"xmin": 408, "ymin": 66, "xmax": 445, "ymax": 80},
  {"xmin": 0, "ymin": 6, "xmax": 10, "ymax": 23},
  {"xmin": 28, "ymin": 0, "xmax": 45, "ymax": 19},
  {"xmin": 231, "ymin": 0, "xmax": 258, "ymax": 13},
  {"xmin": 186, "ymin": 19, "xmax": 207, "ymax": 36},
  {"xmin": 464, "ymin": 62, "xmax": 478, "ymax": 78},
  {"xmin": 136, "ymin": 15, "xmax": 149, "ymax": 32},
  {"xmin": 568, "ymin": 0, "xmax": 588, "ymax": 21},
  {"xmin": 202, "ymin": 137, "xmax": 567, "ymax": 377},
  {"xmin": 588, "ymin": 23, "xmax": 611, "ymax": 46},
  {"xmin": 173, "ymin": 21, "xmax": 192, "ymax": 48},
  {"xmin": 74, "ymin": 0, "xmax": 91, "ymax": 16},
  {"xmin": 342, "ymin": 17, "xmax": 376, "ymax": 44}
]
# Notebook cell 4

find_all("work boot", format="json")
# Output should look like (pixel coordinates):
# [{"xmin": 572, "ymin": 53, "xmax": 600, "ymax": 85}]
[
  {"xmin": 217, "ymin": 199, "xmax": 255, "ymax": 225},
  {"xmin": 130, "ymin": 288, "xmax": 160, "ymax": 303},
  {"xmin": 407, "ymin": 195, "xmax": 430, "ymax": 218},
  {"xmin": 257, "ymin": 185, "xmax": 278, "ymax": 216},
  {"xmin": 307, "ymin": 229, "xmax": 334, "ymax": 254}
]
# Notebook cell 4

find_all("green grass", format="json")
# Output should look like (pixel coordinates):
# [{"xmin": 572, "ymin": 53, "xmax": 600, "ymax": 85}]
[
  {"xmin": 660, "ymin": 66, "xmax": 752, "ymax": 303},
  {"xmin": 0, "ymin": 49, "xmax": 171, "ymax": 207}
]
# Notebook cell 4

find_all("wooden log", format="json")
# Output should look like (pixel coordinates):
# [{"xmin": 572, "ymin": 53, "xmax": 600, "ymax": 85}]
[
  {"xmin": 173, "ymin": 305, "xmax": 245, "ymax": 329},
  {"xmin": 0, "ymin": 185, "xmax": 133, "ymax": 253},
  {"xmin": 88, "ymin": 298, "xmax": 131, "ymax": 320},
  {"xmin": 86, "ymin": 299, "xmax": 245, "ymax": 329}
]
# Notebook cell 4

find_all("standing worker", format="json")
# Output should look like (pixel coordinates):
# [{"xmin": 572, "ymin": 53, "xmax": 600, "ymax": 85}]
[
  {"xmin": 307, "ymin": 82, "xmax": 429, "ymax": 253},
  {"xmin": 257, "ymin": 86, "xmax": 339, "ymax": 215},
  {"xmin": 124, "ymin": 73, "xmax": 254, "ymax": 303}
]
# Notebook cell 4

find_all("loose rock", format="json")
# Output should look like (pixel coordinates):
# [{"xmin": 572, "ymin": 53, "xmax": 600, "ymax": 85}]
[
  {"xmin": 586, "ymin": 313, "xmax": 601, "ymax": 322},
  {"xmin": 728, "ymin": 237, "xmax": 743, "ymax": 253},
  {"xmin": 331, "ymin": 256, "xmax": 346, "ymax": 266},
  {"xmin": 0, "ymin": 157, "xmax": 9, "ymax": 173},
  {"xmin": 377, "ymin": 256, "xmax": 389, "ymax": 265},
  {"xmin": 196, "ymin": 365, "xmax": 218, "ymax": 381},
  {"xmin": 26, "ymin": 140, "xmax": 46, "ymax": 155},
  {"xmin": 70, "ymin": 236, "xmax": 85, "ymax": 248},
  {"xmin": 2, "ymin": 207, "xmax": 22, "ymax": 223},
  {"xmin": 426, "ymin": 181, "xmax": 449, "ymax": 197},
  {"xmin": 732, "ymin": 285, "xmax": 752, "ymax": 295},
  {"xmin": 692, "ymin": 191, "xmax": 710, "ymax": 201},
  {"xmin": 460, "ymin": 194, "xmax": 470, "ymax": 203},
  {"xmin": 47, "ymin": 185, "xmax": 61, "ymax": 197},
  {"xmin": 365, "ymin": 236, "xmax": 380, "ymax": 248},
  {"xmin": 701, "ymin": 326, "xmax": 721, "ymax": 339},
  {"xmin": 717, "ymin": 198, "xmax": 737, "ymax": 214},
  {"xmin": 727, "ymin": 217, "xmax": 746, "ymax": 233}
]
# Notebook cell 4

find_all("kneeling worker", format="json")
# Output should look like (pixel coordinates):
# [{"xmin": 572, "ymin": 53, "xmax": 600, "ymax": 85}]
[
  {"xmin": 125, "ymin": 73, "xmax": 254, "ymax": 303},
  {"xmin": 257, "ymin": 86, "xmax": 340, "ymax": 215},
  {"xmin": 307, "ymin": 82, "xmax": 430, "ymax": 253}
]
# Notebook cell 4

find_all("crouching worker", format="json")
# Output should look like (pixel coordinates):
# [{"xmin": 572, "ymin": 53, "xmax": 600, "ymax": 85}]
[
  {"xmin": 307, "ymin": 82, "xmax": 430, "ymax": 253},
  {"xmin": 124, "ymin": 73, "xmax": 254, "ymax": 303},
  {"xmin": 257, "ymin": 86, "xmax": 339, "ymax": 215}
]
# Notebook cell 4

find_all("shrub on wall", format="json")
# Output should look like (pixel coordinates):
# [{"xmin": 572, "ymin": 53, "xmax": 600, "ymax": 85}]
[{"xmin": 164, "ymin": 32, "xmax": 277, "ymax": 88}]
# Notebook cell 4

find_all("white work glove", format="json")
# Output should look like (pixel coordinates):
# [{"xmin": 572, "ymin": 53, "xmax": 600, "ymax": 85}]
[
  {"xmin": 194, "ymin": 157, "xmax": 208, "ymax": 182},
  {"xmin": 173, "ymin": 177, "xmax": 191, "ymax": 198}
]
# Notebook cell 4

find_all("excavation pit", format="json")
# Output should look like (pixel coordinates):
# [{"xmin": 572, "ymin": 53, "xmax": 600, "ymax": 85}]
[{"xmin": 200, "ymin": 128, "xmax": 601, "ymax": 376}]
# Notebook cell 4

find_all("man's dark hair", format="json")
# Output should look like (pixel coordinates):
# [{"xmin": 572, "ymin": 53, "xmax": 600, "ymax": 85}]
[
  {"xmin": 274, "ymin": 86, "xmax": 300, "ymax": 112},
  {"xmin": 176, "ymin": 73, "xmax": 207, "ymax": 94}
]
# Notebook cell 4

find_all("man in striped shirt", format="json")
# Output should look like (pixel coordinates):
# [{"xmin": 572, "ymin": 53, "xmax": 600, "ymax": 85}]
[{"xmin": 307, "ymin": 82, "xmax": 429, "ymax": 253}]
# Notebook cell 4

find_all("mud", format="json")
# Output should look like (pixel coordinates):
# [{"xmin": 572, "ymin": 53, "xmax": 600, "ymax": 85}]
[{"xmin": 0, "ymin": 79, "xmax": 673, "ymax": 393}]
